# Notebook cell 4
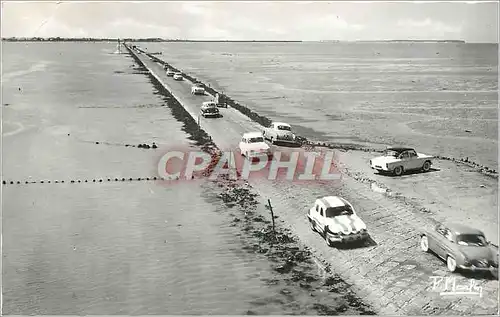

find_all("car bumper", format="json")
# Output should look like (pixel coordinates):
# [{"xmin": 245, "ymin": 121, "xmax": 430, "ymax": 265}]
[
  {"xmin": 247, "ymin": 152, "xmax": 272, "ymax": 160},
  {"xmin": 371, "ymin": 165, "xmax": 389, "ymax": 172},
  {"xmin": 202, "ymin": 112, "xmax": 219, "ymax": 117},
  {"xmin": 458, "ymin": 264, "xmax": 497, "ymax": 272},
  {"xmin": 327, "ymin": 231, "xmax": 369, "ymax": 243}
]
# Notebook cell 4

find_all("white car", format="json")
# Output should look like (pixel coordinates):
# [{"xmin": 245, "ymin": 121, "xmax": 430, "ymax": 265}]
[
  {"xmin": 239, "ymin": 132, "xmax": 271, "ymax": 159},
  {"xmin": 262, "ymin": 122, "xmax": 296, "ymax": 145},
  {"xmin": 370, "ymin": 147, "xmax": 434, "ymax": 176},
  {"xmin": 166, "ymin": 69, "xmax": 175, "ymax": 77},
  {"xmin": 191, "ymin": 83, "xmax": 205, "ymax": 95},
  {"xmin": 307, "ymin": 196, "xmax": 369, "ymax": 246},
  {"xmin": 173, "ymin": 72, "xmax": 183, "ymax": 80}
]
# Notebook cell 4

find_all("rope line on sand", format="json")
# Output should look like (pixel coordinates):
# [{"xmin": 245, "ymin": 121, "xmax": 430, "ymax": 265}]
[{"xmin": 2, "ymin": 177, "xmax": 167, "ymax": 186}]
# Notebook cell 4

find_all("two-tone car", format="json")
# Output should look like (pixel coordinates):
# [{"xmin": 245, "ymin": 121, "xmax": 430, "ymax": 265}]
[
  {"xmin": 370, "ymin": 147, "xmax": 433, "ymax": 176},
  {"xmin": 307, "ymin": 196, "xmax": 369, "ymax": 246},
  {"xmin": 191, "ymin": 83, "xmax": 205, "ymax": 95},
  {"xmin": 420, "ymin": 222, "xmax": 498, "ymax": 277},
  {"xmin": 262, "ymin": 122, "xmax": 297, "ymax": 145},
  {"xmin": 173, "ymin": 72, "xmax": 183, "ymax": 81},
  {"xmin": 200, "ymin": 101, "xmax": 220, "ymax": 118},
  {"xmin": 238, "ymin": 132, "xmax": 272, "ymax": 160}
]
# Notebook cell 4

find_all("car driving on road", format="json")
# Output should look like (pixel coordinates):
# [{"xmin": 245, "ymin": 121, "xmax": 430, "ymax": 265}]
[
  {"xmin": 173, "ymin": 72, "xmax": 183, "ymax": 80},
  {"xmin": 420, "ymin": 222, "xmax": 498, "ymax": 277},
  {"xmin": 307, "ymin": 196, "xmax": 369, "ymax": 246},
  {"xmin": 239, "ymin": 132, "xmax": 271, "ymax": 159},
  {"xmin": 200, "ymin": 101, "xmax": 220, "ymax": 118},
  {"xmin": 370, "ymin": 147, "xmax": 433, "ymax": 176}
]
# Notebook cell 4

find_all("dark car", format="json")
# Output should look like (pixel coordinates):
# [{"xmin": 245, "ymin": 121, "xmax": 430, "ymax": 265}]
[
  {"xmin": 200, "ymin": 102, "xmax": 220, "ymax": 118},
  {"xmin": 420, "ymin": 222, "xmax": 498, "ymax": 277}
]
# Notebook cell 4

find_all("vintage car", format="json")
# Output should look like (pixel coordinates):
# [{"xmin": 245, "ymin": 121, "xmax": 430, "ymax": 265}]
[
  {"xmin": 239, "ymin": 132, "xmax": 271, "ymax": 159},
  {"xmin": 420, "ymin": 222, "xmax": 498, "ymax": 277},
  {"xmin": 200, "ymin": 101, "xmax": 220, "ymax": 118},
  {"xmin": 191, "ymin": 83, "xmax": 205, "ymax": 95},
  {"xmin": 370, "ymin": 147, "xmax": 433, "ymax": 176},
  {"xmin": 307, "ymin": 196, "xmax": 369, "ymax": 246},
  {"xmin": 262, "ymin": 122, "xmax": 297, "ymax": 145},
  {"xmin": 173, "ymin": 72, "xmax": 183, "ymax": 80},
  {"xmin": 166, "ymin": 69, "xmax": 175, "ymax": 77}
]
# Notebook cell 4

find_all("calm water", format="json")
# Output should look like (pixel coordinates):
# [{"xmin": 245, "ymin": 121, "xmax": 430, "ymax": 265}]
[
  {"xmin": 142, "ymin": 41, "xmax": 498, "ymax": 169},
  {"xmin": 2, "ymin": 42, "xmax": 332, "ymax": 315}
]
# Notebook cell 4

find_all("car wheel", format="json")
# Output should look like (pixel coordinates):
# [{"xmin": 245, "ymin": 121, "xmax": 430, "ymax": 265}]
[
  {"xmin": 446, "ymin": 256, "xmax": 457, "ymax": 272},
  {"xmin": 309, "ymin": 220, "xmax": 317, "ymax": 232},
  {"xmin": 420, "ymin": 235, "xmax": 430, "ymax": 252},
  {"xmin": 422, "ymin": 161, "xmax": 431, "ymax": 172},
  {"xmin": 393, "ymin": 166, "xmax": 403, "ymax": 176}
]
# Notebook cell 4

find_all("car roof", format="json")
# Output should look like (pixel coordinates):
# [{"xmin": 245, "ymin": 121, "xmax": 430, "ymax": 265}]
[
  {"xmin": 386, "ymin": 147, "xmax": 414, "ymax": 153},
  {"xmin": 318, "ymin": 196, "xmax": 347, "ymax": 208},
  {"xmin": 243, "ymin": 132, "xmax": 264, "ymax": 138},
  {"xmin": 443, "ymin": 223, "xmax": 485, "ymax": 236},
  {"xmin": 272, "ymin": 122, "xmax": 290, "ymax": 127}
]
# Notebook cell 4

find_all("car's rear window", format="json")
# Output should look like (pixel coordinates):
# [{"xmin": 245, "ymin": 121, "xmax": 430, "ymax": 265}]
[{"xmin": 249, "ymin": 137, "xmax": 264, "ymax": 143}]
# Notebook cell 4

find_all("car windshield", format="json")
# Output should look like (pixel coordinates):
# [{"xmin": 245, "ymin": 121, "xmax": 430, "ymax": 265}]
[
  {"xmin": 277, "ymin": 125, "xmax": 291, "ymax": 131},
  {"xmin": 325, "ymin": 206, "xmax": 353, "ymax": 217},
  {"xmin": 249, "ymin": 137, "xmax": 264, "ymax": 143},
  {"xmin": 204, "ymin": 103, "xmax": 216, "ymax": 107},
  {"xmin": 457, "ymin": 234, "xmax": 487, "ymax": 247},
  {"xmin": 384, "ymin": 150, "xmax": 399, "ymax": 157}
]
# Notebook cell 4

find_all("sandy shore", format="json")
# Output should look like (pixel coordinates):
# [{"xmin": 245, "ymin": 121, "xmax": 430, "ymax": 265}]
[{"xmin": 128, "ymin": 45, "xmax": 499, "ymax": 315}]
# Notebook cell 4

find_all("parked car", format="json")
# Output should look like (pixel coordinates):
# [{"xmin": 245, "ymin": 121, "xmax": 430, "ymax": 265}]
[
  {"xmin": 200, "ymin": 101, "xmax": 220, "ymax": 118},
  {"xmin": 166, "ymin": 69, "xmax": 175, "ymax": 77},
  {"xmin": 239, "ymin": 132, "xmax": 271, "ymax": 159},
  {"xmin": 420, "ymin": 222, "xmax": 498, "ymax": 277},
  {"xmin": 370, "ymin": 147, "xmax": 433, "ymax": 176},
  {"xmin": 307, "ymin": 196, "xmax": 369, "ymax": 246},
  {"xmin": 173, "ymin": 72, "xmax": 183, "ymax": 80},
  {"xmin": 191, "ymin": 83, "xmax": 205, "ymax": 95},
  {"xmin": 262, "ymin": 122, "xmax": 297, "ymax": 145}
]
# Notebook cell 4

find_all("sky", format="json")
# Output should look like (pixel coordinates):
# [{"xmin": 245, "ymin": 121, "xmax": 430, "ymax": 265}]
[{"xmin": 1, "ymin": 1, "xmax": 498, "ymax": 43}]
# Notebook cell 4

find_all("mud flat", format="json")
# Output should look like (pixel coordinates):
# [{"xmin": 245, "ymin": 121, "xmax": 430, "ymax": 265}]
[
  {"xmin": 2, "ymin": 42, "xmax": 377, "ymax": 314},
  {"xmin": 127, "ymin": 44, "xmax": 499, "ymax": 315}
]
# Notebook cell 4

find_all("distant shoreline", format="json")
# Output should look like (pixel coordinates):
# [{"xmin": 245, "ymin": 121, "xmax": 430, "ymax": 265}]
[{"xmin": 0, "ymin": 37, "xmax": 473, "ymax": 43}]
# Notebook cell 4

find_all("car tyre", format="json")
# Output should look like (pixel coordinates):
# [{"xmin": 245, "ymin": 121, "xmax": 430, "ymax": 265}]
[
  {"xmin": 422, "ymin": 161, "xmax": 431, "ymax": 172},
  {"xmin": 446, "ymin": 256, "xmax": 457, "ymax": 272},
  {"xmin": 393, "ymin": 166, "xmax": 403, "ymax": 176},
  {"xmin": 420, "ymin": 235, "xmax": 430, "ymax": 252},
  {"xmin": 309, "ymin": 219, "xmax": 317, "ymax": 232}
]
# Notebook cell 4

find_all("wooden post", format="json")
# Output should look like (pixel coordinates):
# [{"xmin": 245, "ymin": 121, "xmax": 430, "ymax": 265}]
[{"xmin": 267, "ymin": 199, "xmax": 276, "ymax": 239}]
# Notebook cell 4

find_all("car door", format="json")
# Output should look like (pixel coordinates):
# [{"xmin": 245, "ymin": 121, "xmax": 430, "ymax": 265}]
[
  {"xmin": 407, "ymin": 150, "xmax": 420, "ymax": 169},
  {"xmin": 432, "ymin": 225, "xmax": 448, "ymax": 258},
  {"xmin": 399, "ymin": 151, "xmax": 410, "ymax": 169},
  {"xmin": 317, "ymin": 204, "xmax": 326, "ymax": 233}
]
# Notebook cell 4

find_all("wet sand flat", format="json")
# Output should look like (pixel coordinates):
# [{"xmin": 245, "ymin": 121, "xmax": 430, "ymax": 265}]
[
  {"xmin": 142, "ymin": 41, "xmax": 498, "ymax": 169},
  {"xmin": 2, "ymin": 42, "xmax": 374, "ymax": 315}
]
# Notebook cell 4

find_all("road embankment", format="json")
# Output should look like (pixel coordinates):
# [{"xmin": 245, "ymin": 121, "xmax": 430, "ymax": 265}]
[{"xmin": 124, "ymin": 43, "xmax": 499, "ymax": 315}]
